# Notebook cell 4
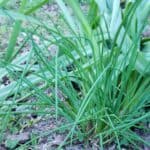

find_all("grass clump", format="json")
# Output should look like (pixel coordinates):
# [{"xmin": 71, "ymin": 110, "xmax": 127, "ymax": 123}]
[{"xmin": 0, "ymin": 0, "xmax": 150, "ymax": 149}]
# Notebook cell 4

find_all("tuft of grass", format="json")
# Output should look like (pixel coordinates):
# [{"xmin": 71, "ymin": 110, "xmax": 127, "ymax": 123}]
[{"xmin": 0, "ymin": 0, "xmax": 150, "ymax": 149}]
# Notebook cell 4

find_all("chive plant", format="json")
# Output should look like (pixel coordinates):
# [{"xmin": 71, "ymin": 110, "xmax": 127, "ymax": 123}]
[{"xmin": 0, "ymin": 0, "xmax": 150, "ymax": 149}]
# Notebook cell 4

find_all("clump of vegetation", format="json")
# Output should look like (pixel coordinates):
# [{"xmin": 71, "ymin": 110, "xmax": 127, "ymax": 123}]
[{"xmin": 0, "ymin": 0, "xmax": 150, "ymax": 149}]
